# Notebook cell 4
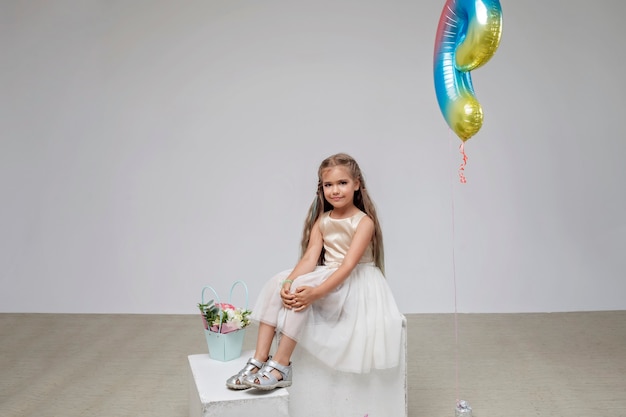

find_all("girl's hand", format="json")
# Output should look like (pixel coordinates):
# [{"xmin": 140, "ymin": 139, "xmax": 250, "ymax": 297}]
[
  {"xmin": 280, "ymin": 283, "xmax": 295, "ymax": 309},
  {"xmin": 293, "ymin": 286, "xmax": 320, "ymax": 312}
]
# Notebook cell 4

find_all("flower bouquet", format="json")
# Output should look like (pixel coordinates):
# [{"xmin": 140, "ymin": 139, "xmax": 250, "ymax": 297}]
[
  {"xmin": 199, "ymin": 281, "xmax": 251, "ymax": 362},
  {"xmin": 198, "ymin": 301, "xmax": 252, "ymax": 334}
]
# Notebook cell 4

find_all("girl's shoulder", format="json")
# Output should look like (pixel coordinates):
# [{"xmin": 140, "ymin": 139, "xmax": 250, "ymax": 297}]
[{"xmin": 351, "ymin": 210, "xmax": 368, "ymax": 225}]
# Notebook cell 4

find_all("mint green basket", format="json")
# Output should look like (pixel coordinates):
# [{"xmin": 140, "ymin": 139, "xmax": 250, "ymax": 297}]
[{"xmin": 200, "ymin": 281, "xmax": 249, "ymax": 362}]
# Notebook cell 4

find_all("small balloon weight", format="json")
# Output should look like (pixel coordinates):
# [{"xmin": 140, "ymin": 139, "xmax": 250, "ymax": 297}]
[{"xmin": 455, "ymin": 400, "xmax": 472, "ymax": 417}]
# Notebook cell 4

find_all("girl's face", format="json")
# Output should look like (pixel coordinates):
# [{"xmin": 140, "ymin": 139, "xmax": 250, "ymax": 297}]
[{"xmin": 321, "ymin": 166, "xmax": 360, "ymax": 211}]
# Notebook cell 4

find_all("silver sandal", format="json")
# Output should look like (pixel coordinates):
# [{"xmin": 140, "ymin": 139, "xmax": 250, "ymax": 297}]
[
  {"xmin": 243, "ymin": 358, "xmax": 292, "ymax": 390},
  {"xmin": 226, "ymin": 357, "xmax": 266, "ymax": 390}
]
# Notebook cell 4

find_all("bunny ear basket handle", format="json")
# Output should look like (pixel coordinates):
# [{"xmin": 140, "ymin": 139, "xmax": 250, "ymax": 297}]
[
  {"xmin": 200, "ymin": 285, "xmax": 223, "ymax": 333},
  {"xmin": 201, "ymin": 285, "xmax": 220, "ymax": 305},
  {"xmin": 229, "ymin": 280, "xmax": 249, "ymax": 310}
]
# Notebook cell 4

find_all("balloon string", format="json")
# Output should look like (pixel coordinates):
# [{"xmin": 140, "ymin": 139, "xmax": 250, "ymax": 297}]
[
  {"xmin": 452, "ymin": 175, "xmax": 460, "ymax": 404},
  {"xmin": 448, "ymin": 130, "xmax": 462, "ymax": 404},
  {"xmin": 459, "ymin": 143, "xmax": 468, "ymax": 184}
]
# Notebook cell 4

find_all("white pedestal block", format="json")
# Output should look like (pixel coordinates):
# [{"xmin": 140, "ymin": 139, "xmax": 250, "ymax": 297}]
[
  {"xmin": 288, "ymin": 316, "xmax": 408, "ymax": 417},
  {"xmin": 189, "ymin": 316, "xmax": 407, "ymax": 417},
  {"xmin": 188, "ymin": 353, "xmax": 290, "ymax": 417}
]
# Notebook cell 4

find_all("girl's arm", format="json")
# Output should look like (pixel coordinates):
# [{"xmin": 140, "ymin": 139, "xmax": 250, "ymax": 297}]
[
  {"xmin": 292, "ymin": 215, "xmax": 374, "ymax": 311},
  {"xmin": 287, "ymin": 218, "xmax": 324, "ymax": 279},
  {"xmin": 280, "ymin": 219, "xmax": 324, "ymax": 308}
]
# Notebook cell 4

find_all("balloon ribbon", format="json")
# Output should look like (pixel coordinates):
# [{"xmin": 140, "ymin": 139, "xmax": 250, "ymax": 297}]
[{"xmin": 458, "ymin": 143, "xmax": 468, "ymax": 184}]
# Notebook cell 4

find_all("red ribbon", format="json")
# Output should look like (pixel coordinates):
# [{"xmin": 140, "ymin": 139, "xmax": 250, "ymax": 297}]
[{"xmin": 458, "ymin": 143, "xmax": 468, "ymax": 184}]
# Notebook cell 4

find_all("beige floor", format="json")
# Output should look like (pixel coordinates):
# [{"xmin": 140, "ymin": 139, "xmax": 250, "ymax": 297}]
[{"xmin": 0, "ymin": 312, "xmax": 624, "ymax": 417}]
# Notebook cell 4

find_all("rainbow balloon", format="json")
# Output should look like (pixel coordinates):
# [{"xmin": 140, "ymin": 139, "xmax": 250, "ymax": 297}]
[{"xmin": 433, "ymin": 0, "xmax": 503, "ymax": 142}]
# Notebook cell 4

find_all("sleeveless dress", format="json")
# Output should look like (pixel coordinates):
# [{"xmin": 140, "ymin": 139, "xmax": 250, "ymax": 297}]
[{"xmin": 250, "ymin": 210, "xmax": 404, "ymax": 373}]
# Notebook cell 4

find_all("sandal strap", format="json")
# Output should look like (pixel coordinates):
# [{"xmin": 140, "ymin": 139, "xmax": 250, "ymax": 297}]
[
  {"xmin": 238, "ymin": 357, "xmax": 265, "ymax": 377},
  {"xmin": 258, "ymin": 369, "xmax": 279, "ymax": 384},
  {"xmin": 247, "ymin": 357, "xmax": 265, "ymax": 370},
  {"xmin": 263, "ymin": 358, "xmax": 290, "ymax": 378}
]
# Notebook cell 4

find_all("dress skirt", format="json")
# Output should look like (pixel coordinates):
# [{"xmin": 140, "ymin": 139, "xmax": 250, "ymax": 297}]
[{"xmin": 250, "ymin": 262, "xmax": 404, "ymax": 373}]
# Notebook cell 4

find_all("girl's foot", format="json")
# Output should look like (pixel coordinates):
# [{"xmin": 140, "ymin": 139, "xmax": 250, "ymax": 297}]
[
  {"xmin": 226, "ymin": 357, "xmax": 266, "ymax": 390},
  {"xmin": 243, "ymin": 358, "xmax": 292, "ymax": 390}
]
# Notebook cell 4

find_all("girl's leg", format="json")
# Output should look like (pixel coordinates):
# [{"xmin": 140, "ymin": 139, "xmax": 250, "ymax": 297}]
[
  {"xmin": 253, "ymin": 333, "xmax": 297, "ymax": 383},
  {"xmin": 256, "ymin": 304, "xmax": 305, "ymax": 381},
  {"xmin": 253, "ymin": 321, "xmax": 276, "ymax": 363},
  {"xmin": 272, "ymin": 334, "xmax": 297, "ymax": 366}
]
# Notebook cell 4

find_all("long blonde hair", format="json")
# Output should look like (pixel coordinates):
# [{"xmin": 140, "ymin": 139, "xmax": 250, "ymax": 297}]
[{"xmin": 300, "ymin": 153, "xmax": 385, "ymax": 274}]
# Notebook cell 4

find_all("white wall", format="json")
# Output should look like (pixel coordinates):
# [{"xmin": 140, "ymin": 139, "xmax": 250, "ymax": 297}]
[{"xmin": 1, "ymin": 0, "xmax": 624, "ymax": 314}]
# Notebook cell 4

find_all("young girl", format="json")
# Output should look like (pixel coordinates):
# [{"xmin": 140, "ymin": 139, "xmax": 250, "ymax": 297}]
[{"xmin": 226, "ymin": 153, "xmax": 403, "ymax": 391}]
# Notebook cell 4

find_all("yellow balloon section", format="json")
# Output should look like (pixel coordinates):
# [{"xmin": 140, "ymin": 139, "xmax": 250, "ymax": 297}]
[{"xmin": 451, "ymin": 95, "xmax": 483, "ymax": 142}]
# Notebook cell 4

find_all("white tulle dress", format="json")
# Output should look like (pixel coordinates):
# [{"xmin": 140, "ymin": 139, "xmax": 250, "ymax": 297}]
[{"xmin": 250, "ymin": 210, "xmax": 404, "ymax": 373}]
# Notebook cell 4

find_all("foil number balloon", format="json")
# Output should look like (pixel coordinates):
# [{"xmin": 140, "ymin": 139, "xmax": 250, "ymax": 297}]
[{"xmin": 433, "ymin": 0, "xmax": 503, "ymax": 142}]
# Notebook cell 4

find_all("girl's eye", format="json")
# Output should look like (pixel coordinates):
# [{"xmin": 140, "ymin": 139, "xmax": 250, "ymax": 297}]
[{"xmin": 340, "ymin": 181, "xmax": 348, "ymax": 185}]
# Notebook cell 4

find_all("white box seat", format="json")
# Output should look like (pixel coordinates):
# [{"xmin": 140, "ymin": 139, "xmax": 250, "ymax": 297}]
[
  {"xmin": 188, "ymin": 353, "xmax": 289, "ymax": 417},
  {"xmin": 189, "ymin": 316, "xmax": 407, "ymax": 417}
]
